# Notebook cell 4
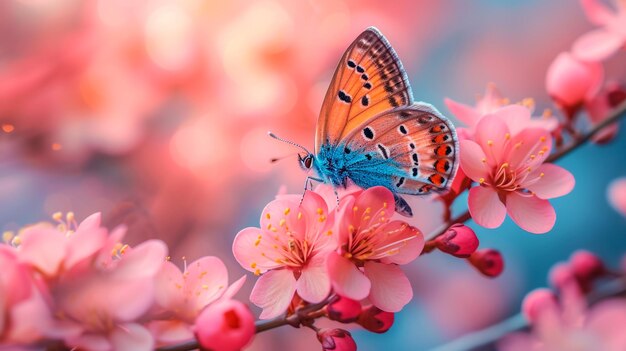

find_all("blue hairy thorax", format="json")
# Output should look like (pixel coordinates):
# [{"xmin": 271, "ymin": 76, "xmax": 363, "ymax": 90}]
[{"xmin": 313, "ymin": 143, "xmax": 404, "ymax": 191}]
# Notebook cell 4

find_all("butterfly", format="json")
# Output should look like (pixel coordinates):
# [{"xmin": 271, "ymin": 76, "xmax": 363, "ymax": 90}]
[{"xmin": 272, "ymin": 27, "xmax": 459, "ymax": 216}]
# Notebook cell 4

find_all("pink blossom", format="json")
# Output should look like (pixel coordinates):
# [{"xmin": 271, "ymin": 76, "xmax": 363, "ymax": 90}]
[
  {"xmin": 445, "ymin": 84, "xmax": 558, "ymax": 139},
  {"xmin": 460, "ymin": 110, "xmax": 575, "ymax": 233},
  {"xmin": 546, "ymin": 52, "xmax": 604, "ymax": 115},
  {"xmin": 317, "ymin": 329, "xmax": 357, "ymax": 351},
  {"xmin": 328, "ymin": 186, "xmax": 424, "ymax": 312},
  {"xmin": 608, "ymin": 177, "xmax": 626, "ymax": 217},
  {"xmin": 585, "ymin": 82, "xmax": 625, "ymax": 143},
  {"xmin": 194, "ymin": 298, "xmax": 255, "ymax": 351},
  {"xmin": 572, "ymin": 0, "xmax": 626, "ymax": 61},
  {"xmin": 500, "ymin": 282, "xmax": 626, "ymax": 351},
  {"xmin": 149, "ymin": 257, "xmax": 246, "ymax": 345},
  {"xmin": 233, "ymin": 190, "xmax": 335, "ymax": 319}
]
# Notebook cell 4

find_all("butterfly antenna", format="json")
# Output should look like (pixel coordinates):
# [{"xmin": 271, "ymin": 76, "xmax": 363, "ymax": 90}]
[
  {"xmin": 270, "ymin": 153, "xmax": 297, "ymax": 163},
  {"xmin": 267, "ymin": 131, "xmax": 312, "ymax": 155}
]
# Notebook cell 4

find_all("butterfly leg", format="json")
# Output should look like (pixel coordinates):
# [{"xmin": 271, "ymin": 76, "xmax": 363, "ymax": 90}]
[{"xmin": 300, "ymin": 176, "xmax": 325, "ymax": 205}]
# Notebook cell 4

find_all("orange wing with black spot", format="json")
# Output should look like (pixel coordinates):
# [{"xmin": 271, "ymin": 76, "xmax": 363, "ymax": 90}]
[
  {"xmin": 344, "ymin": 104, "xmax": 459, "ymax": 194},
  {"xmin": 315, "ymin": 27, "xmax": 413, "ymax": 153}
]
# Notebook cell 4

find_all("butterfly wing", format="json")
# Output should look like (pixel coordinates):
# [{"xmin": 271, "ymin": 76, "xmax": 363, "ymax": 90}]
[
  {"xmin": 343, "ymin": 103, "xmax": 459, "ymax": 197},
  {"xmin": 315, "ymin": 27, "xmax": 413, "ymax": 153}
]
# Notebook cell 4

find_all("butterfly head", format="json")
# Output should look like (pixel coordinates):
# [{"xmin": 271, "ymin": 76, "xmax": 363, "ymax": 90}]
[{"xmin": 298, "ymin": 153, "xmax": 315, "ymax": 171}]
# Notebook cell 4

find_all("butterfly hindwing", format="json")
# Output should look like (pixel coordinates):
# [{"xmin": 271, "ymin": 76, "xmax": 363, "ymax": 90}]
[
  {"xmin": 315, "ymin": 27, "xmax": 413, "ymax": 153},
  {"xmin": 344, "ymin": 104, "xmax": 459, "ymax": 195}
]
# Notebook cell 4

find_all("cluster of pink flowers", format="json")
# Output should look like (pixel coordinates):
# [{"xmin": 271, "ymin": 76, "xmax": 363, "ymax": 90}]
[
  {"xmin": 500, "ymin": 250, "xmax": 626, "ymax": 351},
  {"xmin": 0, "ymin": 213, "xmax": 254, "ymax": 351},
  {"xmin": 233, "ymin": 186, "xmax": 423, "ymax": 319},
  {"xmin": 446, "ymin": 87, "xmax": 575, "ymax": 234}
]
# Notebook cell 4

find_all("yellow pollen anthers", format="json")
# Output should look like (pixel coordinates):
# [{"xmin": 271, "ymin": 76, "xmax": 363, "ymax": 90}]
[
  {"xmin": 201, "ymin": 284, "xmax": 210, "ymax": 290},
  {"xmin": 527, "ymin": 167, "xmax": 532, "ymax": 172},
  {"xmin": 266, "ymin": 223, "xmax": 272, "ymax": 230},
  {"xmin": 326, "ymin": 230, "xmax": 333, "ymax": 236},
  {"xmin": 344, "ymin": 252, "xmax": 353, "ymax": 259},
  {"xmin": 540, "ymin": 172, "xmax": 545, "ymax": 177},
  {"xmin": 2, "ymin": 231, "xmax": 14, "ymax": 243},
  {"xmin": 521, "ymin": 97, "xmax": 535, "ymax": 109},
  {"xmin": 318, "ymin": 215, "xmax": 326, "ymax": 222},
  {"xmin": 119, "ymin": 244, "xmax": 129, "ymax": 255},
  {"xmin": 66, "ymin": 212, "xmax": 75, "ymax": 222},
  {"xmin": 52, "ymin": 212, "xmax": 63, "ymax": 221},
  {"xmin": 279, "ymin": 219, "xmax": 286, "ymax": 227},
  {"xmin": 271, "ymin": 226, "xmax": 278, "ymax": 232},
  {"xmin": 504, "ymin": 133, "xmax": 511, "ymax": 140},
  {"xmin": 348, "ymin": 225, "xmax": 356, "ymax": 234},
  {"xmin": 383, "ymin": 202, "xmax": 388, "ymax": 208},
  {"xmin": 501, "ymin": 163, "xmax": 509, "ymax": 168},
  {"xmin": 353, "ymin": 206, "xmax": 359, "ymax": 212},
  {"xmin": 514, "ymin": 142, "xmax": 523, "ymax": 149},
  {"xmin": 540, "ymin": 136, "xmax": 547, "ymax": 142},
  {"xmin": 297, "ymin": 212, "xmax": 303, "ymax": 220},
  {"xmin": 487, "ymin": 140, "xmax": 494, "ymax": 146},
  {"xmin": 365, "ymin": 207, "xmax": 372, "ymax": 214},
  {"xmin": 12, "ymin": 236, "xmax": 21, "ymax": 246},
  {"xmin": 254, "ymin": 269, "xmax": 261, "ymax": 276},
  {"xmin": 265, "ymin": 213, "xmax": 271, "ymax": 220},
  {"xmin": 198, "ymin": 271, "xmax": 208, "ymax": 278},
  {"xmin": 250, "ymin": 262, "xmax": 257, "ymax": 269},
  {"xmin": 530, "ymin": 154, "xmax": 536, "ymax": 160},
  {"xmin": 481, "ymin": 157, "xmax": 487, "ymax": 163},
  {"xmin": 283, "ymin": 208, "xmax": 291, "ymax": 215},
  {"xmin": 254, "ymin": 237, "xmax": 261, "ymax": 246},
  {"xmin": 479, "ymin": 178, "xmax": 485, "ymax": 184},
  {"xmin": 316, "ymin": 208, "xmax": 323, "ymax": 215}
]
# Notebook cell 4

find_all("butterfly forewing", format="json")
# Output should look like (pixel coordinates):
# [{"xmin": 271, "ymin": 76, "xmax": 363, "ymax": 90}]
[
  {"xmin": 344, "ymin": 104, "xmax": 459, "ymax": 194},
  {"xmin": 315, "ymin": 27, "xmax": 413, "ymax": 153}
]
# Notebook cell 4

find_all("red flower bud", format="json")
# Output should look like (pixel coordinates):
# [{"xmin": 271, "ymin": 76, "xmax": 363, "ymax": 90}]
[
  {"xmin": 357, "ymin": 306, "xmax": 394, "ymax": 334},
  {"xmin": 468, "ymin": 249, "xmax": 504, "ymax": 277},
  {"xmin": 317, "ymin": 328, "xmax": 357, "ymax": 351},
  {"xmin": 570, "ymin": 250, "xmax": 606, "ymax": 283},
  {"xmin": 435, "ymin": 224, "xmax": 479, "ymax": 258},
  {"xmin": 522, "ymin": 288, "xmax": 558, "ymax": 324},
  {"xmin": 326, "ymin": 296, "xmax": 362, "ymax": 323}
]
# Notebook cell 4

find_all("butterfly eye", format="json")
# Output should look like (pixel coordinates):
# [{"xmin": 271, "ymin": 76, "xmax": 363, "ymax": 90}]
[{"xmin": 304, "ymin": 155, "xmax": 313, "ymax": 169}]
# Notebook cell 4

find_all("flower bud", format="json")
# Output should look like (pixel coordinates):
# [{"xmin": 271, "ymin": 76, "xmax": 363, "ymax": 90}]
[
  {"xmin": 546, "ymin": 51, "xmax": 603, "ymax": 116},
  {"xmin": 317, "ymin": 328, "xmax": 357, "ymax": 351},
  {"xmin": 468, "ymin": 249, "xmax": 504, "ymax": 277},
  {"xmin": 521, "ymin": 288, "xmax": 558, "ymax": 324},
  {"xmin": 357, "ymin": 306, "xmax": 394, "ymax": 334},
  {"xmin": 326, "ymin": 296, "xmax": 362, "ymax": 323},
  {"xmin": 435, "ymin": 224, "xmax": 479, "ymax": 258},
  {"xmin": 194, "ymin": 299, "xmax": 255, "ymax": 351},
  {"xmin": 548, "ymin": 262, "xmax": 576, "ymax": 290},
  {"xmin": 570, "ymin": 250, "xmax": 605, "ymax": 282}
]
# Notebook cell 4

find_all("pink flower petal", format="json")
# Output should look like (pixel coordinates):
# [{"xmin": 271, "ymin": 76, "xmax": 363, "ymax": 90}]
[
  {"xmin": 580, "ymin": 0, "xmax": 616, "ymax": 26},
  {"xmin": 468, "ymin": 186, "xmax": 507, "ymax": 229},
  {"xmin": 222, "ymin": 275, "xmax": 247, "ymax": 301},
  {"xmin": 110, "ymin": 323, "xmax": 154, "ymax": 351},
  {"xmin": 232, "ymin": 227, "xmax": 281, "ymax": 273},
  {"xmin": 353, "ymin": 186, "xmax": 395, "ymax": 228},
  {"xmin": 444, "ymin": 98, "xmax": 481, "ymax": 126},
  {"xmin": 506, "ymin": 192, "xmax": 556, "ymax": 234},
  {"xmin": 66, "ymin": 334, "xmax": 111, "ymax": 351},
  {"xmin": 380, "ymin": 223, "xmax": 424, "ymax": 265},
  {"xmin": 572, "ymin": 29, "xmax": 624, "ymax": 61},
  {"xmin": 114, "ymin": 240, "xmax": 168, "ymax": 279},
  {"xmin": 327, "ymin": 251, "xmax": 370, "ymax": 301},
  {"xmin": 76, "ymin": 212, "xmax": 102, "ymax": 232},
  {"xmin": 147, "ymin": 320, "xmax": 194, "ymax": 345},
  {"xmin": 296, "ymin": 257, "xmax": 331, "ymax": 303},
  {"xmin": 474, "ymin": 114, "xmax": 510, "ymax": 165},
  {"xmin": 65, "ymin": 226, "xmax": 107, "ymax": 270},
  {"xmin": 493, "ymin": 104, "xmax": 532, "ymax": 136},
  {"xmin": 507, "ymin": 128, "xmax": 552, "ymax": 170},
  {"xmin": 184, "ymin": 256, "xmax": 229, "ymax": 310},
  {"xmin": 250, "ymin": 269, "xmax": 296, "ymax": 319},
  {"xmin": 459, "ymin": 140, "xmax": 489, "ymax": 182},
  {"xmin": 259, "ymin": 197, "xmax": 307, "ymax": 242},
  {"xmin": 154, "ymin": 261, "xmax": 185, "ymax": 311},
  {"xmin": 526, "ymin": 164, "xmax": 575, "ymax": 199},
  {"xmin": 17, "ymin": 226, "xmax": 67, "ymax": 276},
  {"xmin": 364, "ymin": 262, "xmax": 412, "ymax": 312}
]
